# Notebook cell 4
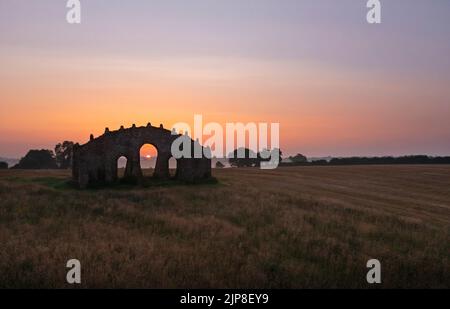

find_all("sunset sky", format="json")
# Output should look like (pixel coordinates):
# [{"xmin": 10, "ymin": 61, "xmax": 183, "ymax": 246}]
[{"xmin": 1, "ymin": 0, "xmax": 450, "ymax": 158}]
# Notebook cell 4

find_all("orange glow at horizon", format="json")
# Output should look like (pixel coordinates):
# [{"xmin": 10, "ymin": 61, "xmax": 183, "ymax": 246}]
[{"xmin": 1, "ymin": 49, "xmax": 450, "ymax": 158}]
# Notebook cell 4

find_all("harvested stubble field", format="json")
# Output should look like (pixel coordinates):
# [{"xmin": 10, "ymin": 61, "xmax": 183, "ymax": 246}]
[{"xmin": 0, "ymin": 165, "xmax": 449, "ymax": 288}]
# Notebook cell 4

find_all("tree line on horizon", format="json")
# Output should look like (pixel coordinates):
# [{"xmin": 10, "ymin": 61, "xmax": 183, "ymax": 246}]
[
  {"xmin": 225, "ymin": 149, "xmax": 450, "ymax": 167},
  {"xmin": 2, "ymin": 145, "xmax": 450, "ymax": 170},
  {"xmin": 280, "ymin": 153, "xmax": 450, "ymax": 166}
]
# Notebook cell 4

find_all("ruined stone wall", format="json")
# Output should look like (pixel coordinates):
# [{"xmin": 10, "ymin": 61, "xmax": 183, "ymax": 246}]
[{"xmin": 72, "ymin": 123, "xmax": 211, "ymax": 188}]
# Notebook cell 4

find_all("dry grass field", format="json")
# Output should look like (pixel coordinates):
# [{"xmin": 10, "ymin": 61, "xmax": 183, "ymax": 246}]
[{"xmin": 0, "ymin": 165, "xmax": 449, "ymax": 288}]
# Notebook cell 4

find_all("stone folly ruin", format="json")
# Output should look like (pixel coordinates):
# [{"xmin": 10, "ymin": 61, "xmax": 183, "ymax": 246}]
[{"xmin": 72, "ymin": 123, "xmax": 211, "ymax": 188}]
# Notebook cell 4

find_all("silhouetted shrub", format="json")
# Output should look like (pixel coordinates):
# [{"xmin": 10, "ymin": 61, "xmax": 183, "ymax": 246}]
[
  {"xmin": 228, "ymin": 148, "xmax": 259, "ymax": 167},
  {"xmin": 0, "ymin": 161, "xmax": 8, "ymax": 169},
  {"xmin": 228, "ymin": 148, "xmax": 282, "ymax": 168},
  {"xmin": 289, "ymin": 153, "xmax": 307, "ymax": 163},
  {"xmin": 12, "ymin": 149, "xmax": 58, "ymax": 169}
]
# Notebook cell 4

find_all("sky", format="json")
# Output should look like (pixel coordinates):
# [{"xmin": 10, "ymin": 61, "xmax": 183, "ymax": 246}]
[{"xmin": 1, "ymin": 0, "xmax": 450, "ymax": 158}]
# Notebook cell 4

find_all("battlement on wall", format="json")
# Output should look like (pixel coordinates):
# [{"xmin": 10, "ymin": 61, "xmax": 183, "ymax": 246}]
[{"xmin": 80, "ymin": 123, "xmax": 177, "ymax": 145}]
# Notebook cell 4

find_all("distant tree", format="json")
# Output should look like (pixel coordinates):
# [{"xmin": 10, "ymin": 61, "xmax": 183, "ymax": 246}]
[
  {"xmin": 215, "ymin": 161, "xmax": 225, "ymax": 168},
  {"xmin": 228, "ymin": 148, "xmax": 283, "ymax": 168},
  {"xmin": 0, "ymin": 161, "xmax": 8, "ymax": 169},
  {"xmin": 228, "ymin": 148, "xmax": 259, "ymax": 167},
  {"xmin": 55, "ymin": 141, "xmax": 74, "ymax": 169},
  {"xmin": 289, "ymin": 153, "xmax": 307, "ymax": 163},
  {"xmin": 258, "ymin": 148, "xmax": 282, "ymax": 167},
  {"xmin": 12, "ymin": 149, "xmax": 57, "ymax": 169}
]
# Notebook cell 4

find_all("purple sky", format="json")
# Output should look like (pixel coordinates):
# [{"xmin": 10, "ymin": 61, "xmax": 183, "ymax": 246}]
[{"xmin": 1, "ymin": 0, "xmax": 450, "ymax": 158}]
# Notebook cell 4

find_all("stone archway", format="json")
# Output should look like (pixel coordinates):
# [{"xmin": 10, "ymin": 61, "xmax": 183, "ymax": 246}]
[{"xmin": 72, "ymin": 123, "xmax": 211, "ymax": 188}]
